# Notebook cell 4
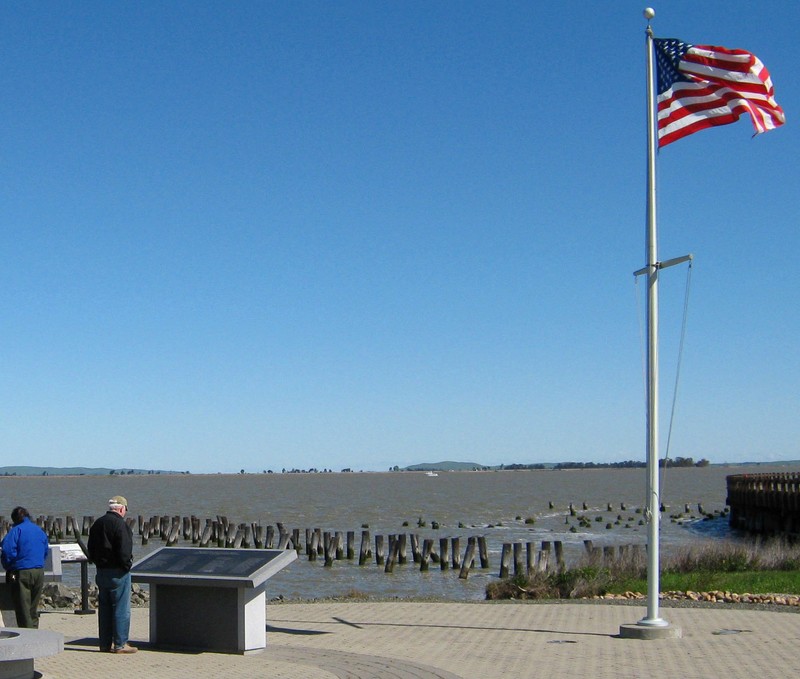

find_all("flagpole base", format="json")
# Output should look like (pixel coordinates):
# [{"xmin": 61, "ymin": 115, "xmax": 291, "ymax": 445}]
[{"xmin": 619, "ymin": 621, "xmax": 682, "ymax": 640}]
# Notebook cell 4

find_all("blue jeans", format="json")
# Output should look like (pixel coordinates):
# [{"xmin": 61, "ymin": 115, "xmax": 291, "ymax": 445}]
[{"xmin": 95, "ymin": 568, "xmax": 131, "ymax": 650}]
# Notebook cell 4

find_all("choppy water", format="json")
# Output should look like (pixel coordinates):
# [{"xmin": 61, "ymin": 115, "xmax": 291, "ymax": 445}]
[{"xmin": 1, "ymin": 464, "xmax": 794, "ymax": 601}]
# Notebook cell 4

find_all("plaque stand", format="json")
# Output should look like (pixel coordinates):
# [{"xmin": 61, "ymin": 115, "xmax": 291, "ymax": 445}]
[{"xmin": 131, "ymin": 547, "xmax": 296, "ymax": 654}]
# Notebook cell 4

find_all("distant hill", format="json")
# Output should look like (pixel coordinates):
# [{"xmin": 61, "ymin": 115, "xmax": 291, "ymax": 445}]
[
  {"xmin": 402, "ymin": 461, "xmax": 486, "ymax": 472},
  {"xmin": 399, "ymin": 460, "xmax": 800, "ymax": 473},
  {"xmin": 0, "ymin": 466, "xmax": 184, "ymax": 477}
]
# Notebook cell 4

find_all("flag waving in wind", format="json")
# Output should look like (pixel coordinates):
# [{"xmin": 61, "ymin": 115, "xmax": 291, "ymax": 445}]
[{"xmin": 654, "ymin": 38, "xmax": 785, "ymax": 147}]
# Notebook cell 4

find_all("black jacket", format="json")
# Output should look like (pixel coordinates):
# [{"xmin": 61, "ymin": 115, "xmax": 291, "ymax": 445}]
[{"xmin": 87, "ymin": 511, "xmax": 133, "ymax": 571}]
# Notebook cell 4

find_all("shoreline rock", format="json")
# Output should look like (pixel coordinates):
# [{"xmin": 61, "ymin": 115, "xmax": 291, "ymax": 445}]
[
  {"xmin": 41, "ymin": 583, "xmax": 149, "ymax": 611},
  {"xmin": 592, "ymin": 590, "xmax": 800, "ymax": 607},
  {"xmin": 40, "ymin": 583, "xmax": 799, "ymax": 611}
]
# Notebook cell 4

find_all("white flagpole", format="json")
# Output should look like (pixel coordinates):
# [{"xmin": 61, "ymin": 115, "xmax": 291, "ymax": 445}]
[
  {"xmin": 620, "ymin": 8, "xmax": 680, "ymax": 639},
  {"xmin": 642, "ymin": 10, "xmax": 666, "ymax": 628}
]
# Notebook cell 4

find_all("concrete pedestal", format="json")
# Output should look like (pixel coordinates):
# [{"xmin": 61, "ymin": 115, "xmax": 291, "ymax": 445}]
[
  {"xmin": 0, "ymin": 628, "xmax": 63, "ymax": 679},
  {"xmin": 149, "ymin": 582, "xmax": 267, "ymax": 653},
  {"xmin": 132, "ymin": 547, "xmax": 296, "ymax": 654}
]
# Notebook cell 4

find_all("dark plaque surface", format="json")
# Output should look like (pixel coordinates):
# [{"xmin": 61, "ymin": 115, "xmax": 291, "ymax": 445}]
[
  {"xmin": 132, "ymin": 546, "xmax": 296, "ymax": 587},
  {"xmin": 133, "ymin": 548, "xmax": 280, "ymax": 578}
]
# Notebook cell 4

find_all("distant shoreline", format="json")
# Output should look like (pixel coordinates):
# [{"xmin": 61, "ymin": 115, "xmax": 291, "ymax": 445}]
[{"xmin": 2, "ymin": 460, "xmax": 798, "ymax": 479}]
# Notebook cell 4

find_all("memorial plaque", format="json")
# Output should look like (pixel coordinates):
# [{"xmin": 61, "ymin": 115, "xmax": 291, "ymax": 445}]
[
  {"xmin": 130, "ymin": 547, "xmax": 296, "ymax": 653},
  {"xmin": 132, "ymin": 547, "xmax": 296, "ymax": 588}
]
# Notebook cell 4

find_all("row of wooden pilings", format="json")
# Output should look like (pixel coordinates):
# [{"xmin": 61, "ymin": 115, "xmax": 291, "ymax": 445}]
[
  {"xmin": 727, "ymin": 472, "xmax": 800, "ymax": 538},
  {"xmin": 1, "ymin": 513, "xmax": 644, "ymax": 581}
]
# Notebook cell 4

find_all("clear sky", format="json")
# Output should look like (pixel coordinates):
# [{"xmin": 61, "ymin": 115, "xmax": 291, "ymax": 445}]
[{"xmin": 1, "ymin": 2, "xmax": 797, "ymax": 474}]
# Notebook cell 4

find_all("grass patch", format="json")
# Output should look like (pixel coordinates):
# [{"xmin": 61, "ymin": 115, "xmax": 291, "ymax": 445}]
[
  {"xmin": 486, "ymin": 538, "xmax": 800, "ymax": 600},
  {"xmin": 609, "ymin": 570, "xmax": 800, "ymax": 595}
]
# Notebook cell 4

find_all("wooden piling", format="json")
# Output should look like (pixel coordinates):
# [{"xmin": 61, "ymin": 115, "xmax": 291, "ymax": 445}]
[
  {"xmin": 410, "ymin": 533, "xmax": 421, "ymax": 563},
  {"xmin": 526, "ymin": 542, "xmax": 535, "ymax": 576},
  {"xmin": 325, "ymin": 533, "xmax": 340, "ymax": 567},
  {"xmin": 292, "ymin": 528, "xmax": 301, "ymax": 553},
  {"xmin": 537, "ymin": 549, "xmax": 549, "ymax": 572},
  {"xmin": 439, "ymin": 537, "xmax": 449, "ymax": 570},
  {"xmin": 315, "ymin": 528, "xmax": 324, "ymax": 555},
  {"xmin": 226, "ymin": 522, "xmax": 237, "ymax": 547},
  {"xmin": 375, "ymin": 535, "xmax": 385, "ymax": 565},
  {"xmin": 420, "ymin": 538, "xmax": 433, "ymax": 571},
  {"xmin": 308, "ymin": 530, "xmax": 319, "ymax": 561},
  {"xmin": 459, "ymin": 539, "xmax": 476, "ymax": 579},
  {"xmin": 451, "ymin": 537, "xmax": 462, "ymax": 569},
  {"xmin": 66, "ymin": 516, "xmax": 77, "ymax": 536},
  {"xmin": 513, "ymin": 542, "xmax": 523, "ymax": 576},
  {"xmin": 387, "ymin": 534, "xmax": 396, "ymax": 561},
  {"xmin": 199, "ymin": 523, "xmax": 212, "ymax": 547},
  {"xmin": 554, "ymin": 540, "xmax": 564, "ymax": 570},
  {"xmin": 477, "ymin": 536, "xmax": 489, "ymax": 568},
  {"xmin": 359, "ymin": 530, "xmax": 370, "ymax": 565},
  {"xmin": 385, "ymin": 537, "xmax": 401, "ymax": 573},
  {"xmin": 499, "ymin": 543, "xmax": 512, "ymax": 578},
  {"xmin": 166, "ymin": 523, "xmax": 181, "ymax": 546}
]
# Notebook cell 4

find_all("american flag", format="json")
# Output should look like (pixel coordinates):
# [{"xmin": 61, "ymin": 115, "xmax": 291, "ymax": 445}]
[{"xmin": 654, "ymin": 38, "xmax": 785, "ymax": 147}]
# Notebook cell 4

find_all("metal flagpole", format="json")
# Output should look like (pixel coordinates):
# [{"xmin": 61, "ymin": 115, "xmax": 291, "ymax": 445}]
[
  {"xmin": 620, "ymin": 7, "xmax": 682, "ymax": 639},
  {"xmin": 642, "ymin": 9, "xmax": 666, "ymax": 628}
]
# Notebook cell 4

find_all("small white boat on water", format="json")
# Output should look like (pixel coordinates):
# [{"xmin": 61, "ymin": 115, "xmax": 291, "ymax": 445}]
[{"xmin": 425, "ymin": 471, "xmax": 439, "ymax": 477}]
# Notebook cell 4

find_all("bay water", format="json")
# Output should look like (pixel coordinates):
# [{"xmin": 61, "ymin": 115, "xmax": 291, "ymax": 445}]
[{"xmin": 1, "ymin": 464, "xmax": 793, "ymax": 601}]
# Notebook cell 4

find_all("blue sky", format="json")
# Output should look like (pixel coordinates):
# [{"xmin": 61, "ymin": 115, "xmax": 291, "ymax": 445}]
[{"xmin": 1, "ymin": 2, "xmax": 797, "ymax": 473}]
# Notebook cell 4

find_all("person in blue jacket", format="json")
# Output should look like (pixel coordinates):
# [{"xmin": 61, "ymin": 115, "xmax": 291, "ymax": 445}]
[{"xmin": 1, "ymin": 506, "xmax": 50, "ymax": 628}]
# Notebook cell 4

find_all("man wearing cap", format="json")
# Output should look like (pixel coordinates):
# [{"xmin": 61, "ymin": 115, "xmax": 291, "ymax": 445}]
[
  {"xmin": 87, "ymin": 496, "xmax": 136, "ymax": 654},
  {"xmin": 1, "ymin": 506, "xmax": 49, "ymax": 628}
]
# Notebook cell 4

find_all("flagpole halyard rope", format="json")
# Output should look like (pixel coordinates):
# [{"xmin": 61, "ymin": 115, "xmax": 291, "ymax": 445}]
[{"xmin": 660, "ymin": 257, "xmax": 694, "ymax": 505}]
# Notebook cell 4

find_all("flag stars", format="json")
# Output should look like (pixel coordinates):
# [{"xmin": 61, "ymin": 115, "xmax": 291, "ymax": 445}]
[{"xmin": 654, "ymin": 38, "xmax": 693, "ymax": 94}]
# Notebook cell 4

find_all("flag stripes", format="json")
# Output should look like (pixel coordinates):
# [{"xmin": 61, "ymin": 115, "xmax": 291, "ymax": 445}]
[{"xmin": 654, "ymin": 39, "xmax": 784, "ymax": 147}]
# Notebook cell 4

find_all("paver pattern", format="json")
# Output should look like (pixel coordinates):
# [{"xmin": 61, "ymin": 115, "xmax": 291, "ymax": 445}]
[{"xmin": 27, "ymin": 601, "xmax": 800, "ymax": 679}]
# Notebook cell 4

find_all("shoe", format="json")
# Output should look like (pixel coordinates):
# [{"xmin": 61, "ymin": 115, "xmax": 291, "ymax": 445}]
[
  {"xmin": 112, "ymin": 644, "xmax": 138, "ymax": 654},
  {"xmin": 100, "ymin": 647, "xmax": 111, "ymax": 653}
]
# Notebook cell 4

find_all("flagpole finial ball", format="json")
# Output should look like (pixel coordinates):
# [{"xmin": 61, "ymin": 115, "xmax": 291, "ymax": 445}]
[{"xmin": 643, "ymin": 8, "xmax": 655, "ymax": 20}]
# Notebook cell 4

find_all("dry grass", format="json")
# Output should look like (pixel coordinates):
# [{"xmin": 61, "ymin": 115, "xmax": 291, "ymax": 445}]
[{"xmin": 485, "ymin": 538, "xmax": 800, "ymax": 600}]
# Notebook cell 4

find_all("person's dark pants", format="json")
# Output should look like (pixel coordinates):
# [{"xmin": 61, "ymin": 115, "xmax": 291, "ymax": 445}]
[
  {"xmin": 7, "ymin": 568, "xmax": 45, "ymax": 628},
  {"xmin": 95, "ymin": 568, "xmax": 132, "ymax": 650}
]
